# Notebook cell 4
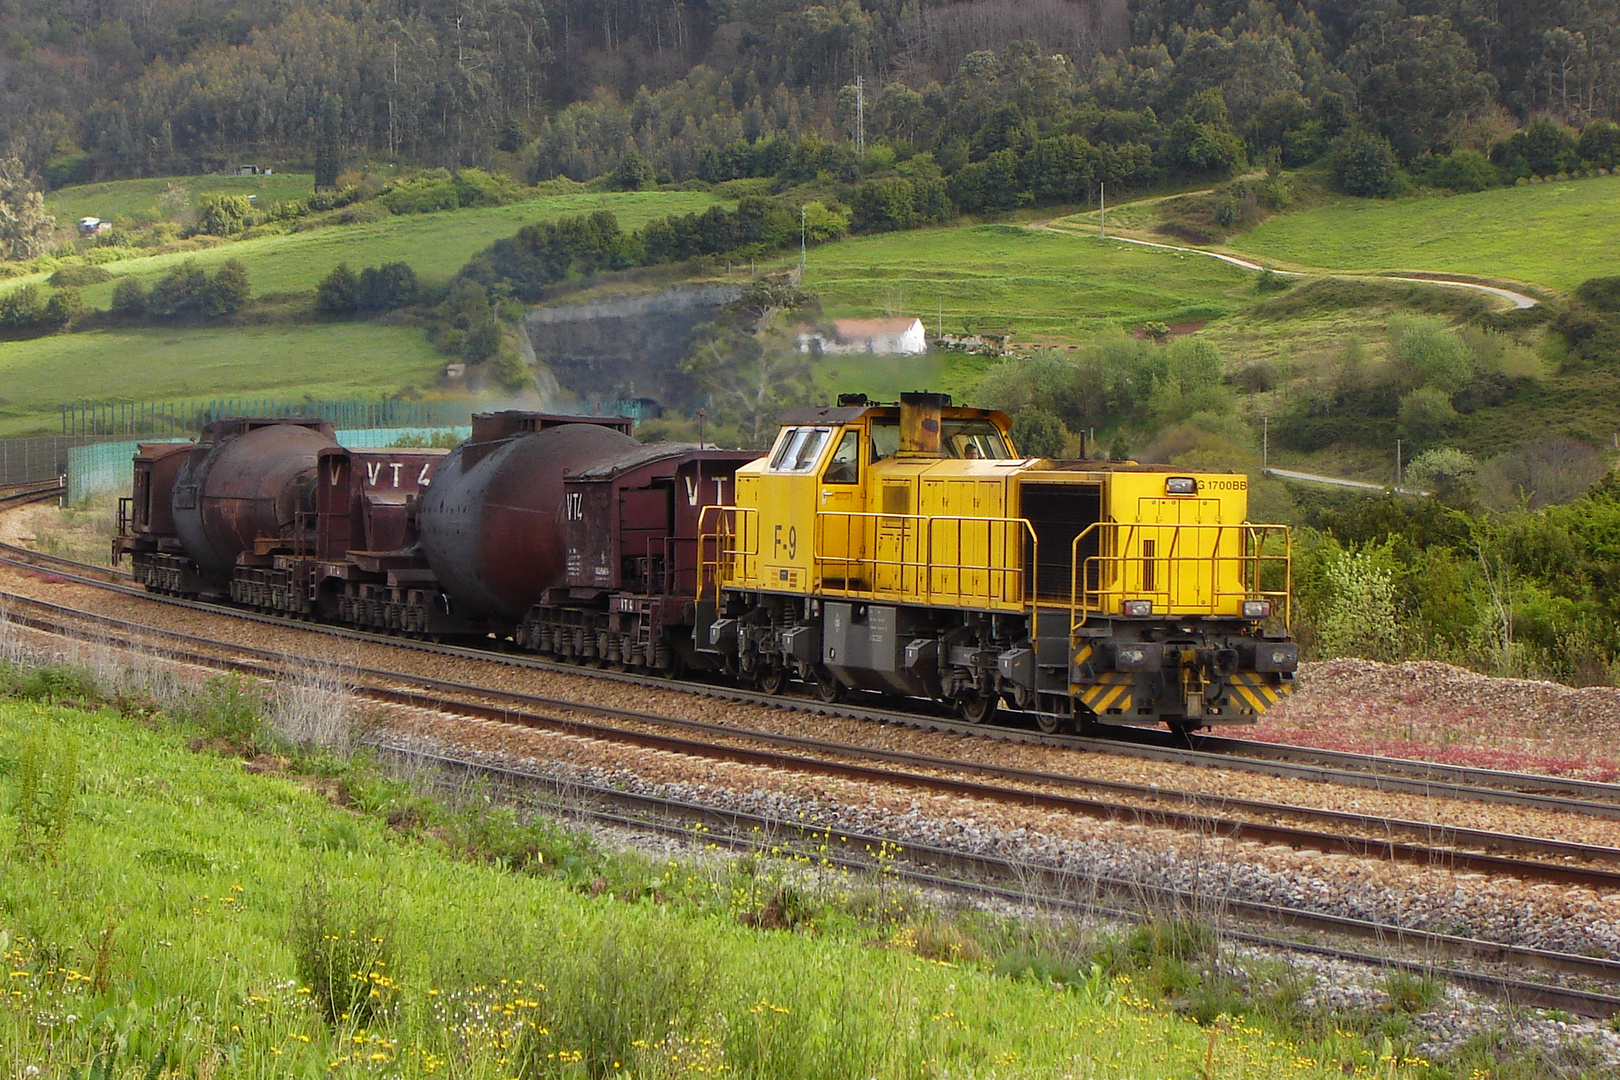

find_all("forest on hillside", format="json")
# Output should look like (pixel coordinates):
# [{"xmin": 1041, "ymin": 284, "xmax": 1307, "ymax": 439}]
[{"xmin": 2, "ymin": 0, "xmax": 1616, "ymax": 187}]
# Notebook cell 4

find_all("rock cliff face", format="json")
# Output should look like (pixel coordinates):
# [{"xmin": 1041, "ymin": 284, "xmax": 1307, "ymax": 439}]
[{"xmin": 523, "ymin": 284, "xmax": 741, "ymax": 409}]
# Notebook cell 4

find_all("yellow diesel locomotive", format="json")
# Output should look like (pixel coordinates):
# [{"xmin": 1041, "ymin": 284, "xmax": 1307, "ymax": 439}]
[{"xmin": 697, "ymin": 393, "xmax": 1296, "ymax": 733}]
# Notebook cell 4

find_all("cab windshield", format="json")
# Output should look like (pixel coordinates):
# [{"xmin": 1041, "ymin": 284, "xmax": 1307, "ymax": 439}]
[
  {"xmin": 767, "ymin": 427, "xmax": 834, "ymax": 473},
  {"xmin": 868, "ymin": 417, "xmax": 1013, "ymax": 460}
]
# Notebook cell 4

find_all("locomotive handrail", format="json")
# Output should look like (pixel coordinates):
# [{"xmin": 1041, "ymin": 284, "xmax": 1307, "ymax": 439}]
[
  {"xmin": 1067, "ymin": 522, "xmax": 1291, "ymax": 631},
  {"xmin": 695, "ymin": 504, "xmax": 758, "ymax": 609},
  {"xmin": 811, "ymin": 511, "xmax": 1038, "ymax": 613}
]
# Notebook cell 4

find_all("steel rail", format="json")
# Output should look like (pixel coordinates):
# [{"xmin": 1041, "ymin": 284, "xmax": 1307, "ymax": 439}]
[
  {"xmin": 373, "ymin": 739, "xmax": 1620, "ymax": 1019},
  {"xmin": 7, "ymin": 538, "xmax": 1620, "ymax": 823},
  {"xmin": 7, "ymin": 590, "xmax": 1620, "ymax": 892}
]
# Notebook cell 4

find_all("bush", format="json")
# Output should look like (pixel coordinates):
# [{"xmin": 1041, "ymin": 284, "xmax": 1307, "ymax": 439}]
[
  {"xmin": 0, "ymin": 283, "xmax": 45, "ymax": 329},
  {"xmin": 1397, "ymin": 386, "xmax": 1461, "ymax": 443},
  {"xmin": 1329, "ymin": 128, "xmax": 1402, "ymax": 197},
  {"xmin": 195, "ymin": 194, "xmax": 255, "ymax": 236},
  {"xmin": 48, "ymin": 264, "xmax": 112, "ymax": 287},
  {"xmin": 1424, "ymin": 150, "xmax": 1501, "ymax": 193},
  {"xmin": 1573, "ymin": 277, "xmax": 1620, "ymax": 313},
  {"xmin": 316, "ymin": 263, "xmax": 360, "ymax": 315},
  {"xmin": 110, "ymin": 277, "xmax": 147, "ymax": 316},
  {"xmin": 40, "ymin": 286, "xmax": 82, "ymax": 329},
  {"xmin": 357, "ymin": 262, "xmax": 419, "ymax": 311},
  {"xmin": 147, "ymin": 260, "xmax": 209, "ymax": 318},
  {"xmin": 201, "ymin": 258, "xmax": 250, "ymax": 315}
]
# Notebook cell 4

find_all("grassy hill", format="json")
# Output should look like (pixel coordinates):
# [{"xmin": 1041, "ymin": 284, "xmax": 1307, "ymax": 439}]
[
  {"xmin": 44, "ymin": 172, "xmax": 320, "ymax": 225},
  {"xmin": 0, "ymin": 323, "xmax": 445, "ymax": 437},
  {"xmin": 0, "ymin": 188, "xmax": 724, "ymax": 435}
]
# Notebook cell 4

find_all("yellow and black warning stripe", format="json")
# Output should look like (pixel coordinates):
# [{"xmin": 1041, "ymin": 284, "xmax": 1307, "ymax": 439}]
[
  {"xmin": 1226, "ymin": 671, "xmax": 1291, "ymax": 713},
  {"xmin": 1076, "ymin": 671, "xmax": 1134, "ymax": 715}
]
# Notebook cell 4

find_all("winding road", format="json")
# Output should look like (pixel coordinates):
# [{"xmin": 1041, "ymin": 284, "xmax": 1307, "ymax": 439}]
[{"xmin": 1031, "ymin": 217, "xmax": 1542, "ymax": 309}]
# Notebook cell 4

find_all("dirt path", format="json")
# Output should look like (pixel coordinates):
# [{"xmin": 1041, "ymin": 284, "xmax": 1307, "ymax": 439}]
[{"xmin": 1031, "ymin": 214, "xmax": 1542, "ymax": 309}]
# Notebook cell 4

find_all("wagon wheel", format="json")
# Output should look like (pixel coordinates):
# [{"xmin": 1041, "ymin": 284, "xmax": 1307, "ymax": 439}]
[
  {"xmin": 810, "ymin": 665, "xmax": 844, "ymax": 703},
  {"xmin": 954, "ymin": 688, "xmax": 998, "ymax": 725},
  {"xmin": 757, "ymin": 665, "xmax": 790, "ymax": 696},
  {"xmin": 1034, "ymin": 712, "xmax": 1069, "ymax": 735}
]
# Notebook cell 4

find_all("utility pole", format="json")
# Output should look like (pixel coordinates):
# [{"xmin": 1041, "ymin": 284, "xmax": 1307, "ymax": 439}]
[
  {"xmin": 1395, "ymin": 437, "xmax": 1403, "ymax": 490},
  {"xmin": 1262, "ymin": 415, "xmax": 1268, "ymax": 470},
  {"xmin": 854, "ymin": 75, "xmax": 866, "ymax": 156},
  {"xmin": 799, "ymin": 204, "xmax": 806, "ymax": 279},
  {"xmin": 1099, "ymin": 182, "xmax": 1106, "ymax": 238},
  {"xmin": 937, "ymin": 297, "xmax": 943, "ymax": 339}
]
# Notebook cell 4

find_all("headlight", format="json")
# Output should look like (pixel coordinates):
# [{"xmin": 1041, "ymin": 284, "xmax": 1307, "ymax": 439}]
[
  {"xmin": 1242, "ymin": 600, "xmax": 1272, "ymax": 618},
  {"xmin": 1165, "ymin": 477, "xmax": 1197, "ymax": 495},
  {"xmin": 1122, "ymin": 600, "xmax": 1153, "ymax": 617}
]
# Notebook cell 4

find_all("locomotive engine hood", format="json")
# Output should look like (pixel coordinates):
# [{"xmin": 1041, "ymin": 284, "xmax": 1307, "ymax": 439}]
[
  {"xmin": 171, "ymin": 418, "xmax": 338, "ymax": 581},
  {"xmin": 416, "ymin": 418, "xmax": 637, "ymax": 623}
]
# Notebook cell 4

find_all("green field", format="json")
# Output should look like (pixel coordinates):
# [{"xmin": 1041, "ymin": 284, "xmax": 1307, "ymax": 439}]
[
  {"xmin": 8, "ymin": 189, "xmax": 723, "ymax": 306},
  {"xmin": 795, "ymin": 223, "xmax": 1256, "ymax": 341},
  {"xmin": 1223, "ymin": 175, "xmax": 1620, "ymax": 293},
  {"xmin": 0, "ymin": 322, "xmax": 443, "ymax": 437},
  {"xmin": 44, "ymin": 172, "xmax": 320, "ymax": 225}
]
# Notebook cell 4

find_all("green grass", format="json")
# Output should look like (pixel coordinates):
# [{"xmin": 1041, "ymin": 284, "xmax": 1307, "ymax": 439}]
[
  {"xmin": 8, "ymin": 190, "xmax": 723, "ymax": 306},
  {"xmin": 793, "ymin": 222, "xmax": 1257, "ymax": 342},
  {"xmin": 45, "ymin": 172, "xmax": 320, "ymax": 225},
  {"xmin": 0, "ymin": 322, "xmax": 444, "ymax": 437},
  {"xmin": 1223, "ymin": 174, "xmax": 1620, "ymax": 293},
  {"xmin": 0, "ymin": 694, "xmax": 1387, "ymax": 1079}
]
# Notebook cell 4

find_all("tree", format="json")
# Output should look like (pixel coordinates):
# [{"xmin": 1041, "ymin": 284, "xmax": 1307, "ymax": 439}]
[
  {"xmin": 148, "ymin": 261, "xmax": 209, "ymax": 318},
  {"xmin": 202, "ymin": 260, "xmax": 251, "ymax": 315},
  {"xmin": 111, "ymin": 277, "xmax": 148, "ymax": 317},
  {"xmin": 1330, "ymin": 128, "xmax": 1402, "ymax": 197},
  {"xmin": 316, "ymin": 263, "xmax": 360, "ymax": 314},
  {"xmin": 610, "ymin": 150, "xmax": 656, "ymax": 191},
  {"xmin": 1340, "ymin": 12, "xmax": 1496, "ymax": 161},
  {"xmin": 0, "ymin": 158, "xmax": 55, "ymax": 262},
  {"xmin": 1010, "ymin": 407, "xmax": 1068, "ymax": 458},
  {"xmin": 314, "ymin": 93, "xmax": 344, "ymax": 191}
]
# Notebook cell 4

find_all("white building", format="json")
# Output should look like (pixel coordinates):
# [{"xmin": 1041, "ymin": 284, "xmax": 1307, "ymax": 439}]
[{"xmin": 799, "ymin": 317, "xmax": 928, "ymax": 355}]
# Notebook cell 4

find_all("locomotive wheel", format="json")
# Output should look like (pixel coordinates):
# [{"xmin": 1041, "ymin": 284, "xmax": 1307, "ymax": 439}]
[
  {"xmin": 758, "ymin": 665, "xmax": 790, "ymax": 696},
  {"xmin": 811, "ymin": 665, "xmax": 844, "ymax": 703},
  {"xmin": 955, "ymin": 688, "xmax": 998, "ymax": 725}
]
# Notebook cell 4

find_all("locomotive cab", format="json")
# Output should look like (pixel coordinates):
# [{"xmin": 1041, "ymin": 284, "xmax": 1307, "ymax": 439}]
[{"xmin": 701, "ymin": 394, "xmax": 1296, "ymax": 733}]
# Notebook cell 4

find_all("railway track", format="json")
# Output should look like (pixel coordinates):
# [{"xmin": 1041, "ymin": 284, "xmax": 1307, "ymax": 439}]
[
  {"xmin": 5, "ymin": 585, "xmax": 1620, "ymax": 891},
  {"xmin": 0, "ymin": 479, "xmax": 64, "ymax": 511},
  {"xmin": 5, "ymin": 538, "xmax": 1620, "ymax": 825},
  {"xmin": 376, "ymin": 739, "xmax": 1620, "ymax": 1020},
  {"xmin": 5, "ymin": 571, "xmax": 1620, "ymax": 1017}
]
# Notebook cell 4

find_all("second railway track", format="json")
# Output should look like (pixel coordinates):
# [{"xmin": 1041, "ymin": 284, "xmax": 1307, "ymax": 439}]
[{"xmin": 6, "ymin": 537, "xmax": 1620, "ymax": 822}]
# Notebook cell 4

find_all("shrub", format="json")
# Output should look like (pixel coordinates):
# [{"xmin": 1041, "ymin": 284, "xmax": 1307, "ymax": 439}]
[
  {"xmin": 147, "ymin": 260, "xmax": 208, "ymax": 318},
  {"xmin": 110, "ymin": 277, "xmax": 147, "ymax": 316},
  {"xmin": 40, "ymin": 286, "xmax": 82, "ymax": 329},
  {"xmin": 1397, "ymin": 386, "xmax": 1461, "ymax": 443},
  {"xmin": 48, "ymin": 263, "xmax": 112, "ymax": 287},
  {"xmin": 357, "ymin": 262, "xmax": 419, "ymax": 311},
  {"xmin": 1405, "ymin": 447, "xmax": 1477, "ymax": 500},
  {"xmin": 316, "ymin": 263, "xmax": 360, "ymax": 315},
  {"xmin": 1573, "ymin": 277, "xmax": 1620, "ymax": 313},
  {"xmin": 1424, "ymin": 150, "xmax": 1501, "ymax": 193},
  {"xmin": 0, "ymin": 283, "xmax": 45, "ymax": 329},
  {"xmin": 194, "ymin": 194, "xmax": 254, "ymax": 236},
  {"xmin": 201, "ymin": 258, "xmax": 250, "ymax": 315}
]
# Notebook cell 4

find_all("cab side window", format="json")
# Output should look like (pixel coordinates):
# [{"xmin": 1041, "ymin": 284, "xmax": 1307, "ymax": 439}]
[{"xmin": 823, "ymin": 429, "xmax": 860, "ymax": 484}]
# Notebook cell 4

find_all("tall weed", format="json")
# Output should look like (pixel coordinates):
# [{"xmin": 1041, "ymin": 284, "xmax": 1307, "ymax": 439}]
[
  {"xmin": 12, "ymin": 727, "xmax": 79, "ymax": 861},
  {"xmin": 290, "ymin": 874, "xmax": 398, "ymax": 1026}
]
